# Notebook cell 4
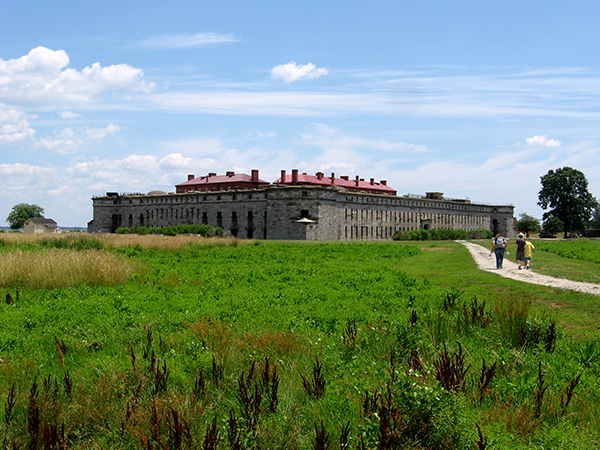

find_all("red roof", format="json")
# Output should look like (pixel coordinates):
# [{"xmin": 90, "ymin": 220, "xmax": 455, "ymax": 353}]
[
  {"xmin": 175, "ymin": 169, "xmax": 396, "ymax": 195},
  {"xmin": 175, "ymin": 170, "xmax": 270, "ymax": 193},
  {"xmin": 177, "ymin": 173, "xmax": 268, "ymax": 187},
  {"xmin": 273, "ymin": 172, "xmax": 396, "ymax": 195}
]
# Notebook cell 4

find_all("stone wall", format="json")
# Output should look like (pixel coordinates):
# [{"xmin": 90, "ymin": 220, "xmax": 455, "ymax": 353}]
[{"xmin": 89, "ymin": 185, "xmax": 515, "ymax": 239}]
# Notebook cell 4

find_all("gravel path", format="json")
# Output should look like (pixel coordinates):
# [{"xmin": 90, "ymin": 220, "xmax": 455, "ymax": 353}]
[{"xmin": 458, "ymin": 240, "xmax": 600, "ymax": 296}]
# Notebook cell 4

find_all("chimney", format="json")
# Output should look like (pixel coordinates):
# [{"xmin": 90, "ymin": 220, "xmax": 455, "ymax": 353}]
[
  {"xmin": 316, "ymin": 172, "xmax": 324, "ymax": 180},
  {"xmin": 355, "ymin": 175, "xmax": 360, "ymax": 186},
  {"xmin": 252, "ymin": 169, "xmax": 259, "ymax": 182},
  {"xmin": 188, "ymin": 174, "xmax": 194, "ymax": 181},
  {"xmin": 370, "ymin": 178, "xmax": 375, "ymax": 185},
  {"xmin": 341, "ymin": 176, "xmax": 349, "ymax": 181},
  {"xmin": 292, "ymin": 169, "xmax": 299, "ymax": 184},
  {"xmin": 330, "ymin": 173, "xmax": 335, "ymax": 184},
  {"xmin": 226, "ymin": 171, "xmax": 234, "ymax": 177},
  {"xmin": 280, "ymin": 170, "xmax": 286, "ymax": 184},
  {"xmin": 209, "ymin": 172, "xmax": 217, "ymax": 177},
  {"xmin": 381, "ymin": 180, "xmax": 387, "ymax": 186}
]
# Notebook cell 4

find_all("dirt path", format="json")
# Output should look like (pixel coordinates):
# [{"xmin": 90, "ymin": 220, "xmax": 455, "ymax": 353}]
[{"xmin": 458, "ymin": 240, "xmax": 600, "ymax": 296}]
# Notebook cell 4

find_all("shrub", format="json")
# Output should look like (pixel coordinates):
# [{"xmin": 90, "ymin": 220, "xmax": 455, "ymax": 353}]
[
  {"xmin": 392, "ymin": 228, "xmax": 492, "ymax": 241},
  {"xmin": 360, "ymin": 378, "xmax": 469, "ymax": 449},
  {"xmin": 467, "ymin": 230, "xmax": 493, "ymax": 239},
  {"xmin": 132, "ymin": 226, "xmax": 151, "ymax": 235},
  {"xmin": 116, "ymin": 224, "xmax": 223, "ymax": 238}
]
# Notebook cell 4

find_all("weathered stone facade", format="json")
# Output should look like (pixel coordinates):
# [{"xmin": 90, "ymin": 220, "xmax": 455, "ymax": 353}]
[{"xmin": 88, "ymin": 185, "xmax": 515, "ymax": 240}]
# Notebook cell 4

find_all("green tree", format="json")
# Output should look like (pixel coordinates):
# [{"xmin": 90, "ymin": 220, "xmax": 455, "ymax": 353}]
[
  {"xmin": 589, "ymin": 207, "xmax": 600, "ymax": 230},
  {"xmin": 541, "ymin": 216, "xmax": 564, "ymax": 238},
  {"xmin": 6, "ymin": 203, "xmax": 45, "ymax": 230},
  {"xmin": 515, "ymin": 213, "xmax": 541, "ymax": 238},
  {"xmin": 538, "ymin": 167, "xmax": 598, "ymax": 238}
]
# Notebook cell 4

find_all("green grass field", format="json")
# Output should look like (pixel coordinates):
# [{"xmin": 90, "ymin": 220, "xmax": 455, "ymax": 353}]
[{"xmin": 0, "ymin": 235, "xmax": 599, "ymax": 449}]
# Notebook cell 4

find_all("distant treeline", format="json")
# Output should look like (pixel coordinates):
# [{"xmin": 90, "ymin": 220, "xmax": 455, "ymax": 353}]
[
  {"xmin": 393, "ymin": 228, "xmax": 493, "ymax": 241},
  {"xmin": 115, "ymin": 224, "xmax": 224, "ymax": 237}
]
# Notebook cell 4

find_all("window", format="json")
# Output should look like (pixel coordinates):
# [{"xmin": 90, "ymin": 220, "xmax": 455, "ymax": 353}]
[
  {"xmin": 263, "ymin": 211, "xmax": 268, "ymax": 239},
  {"xmin": 247, "ymin": 211, "xmax": 254, "ymax": 239},
  {"xmin": 231, "ymin": 211, "xmax": 238, "ymax": 237}
]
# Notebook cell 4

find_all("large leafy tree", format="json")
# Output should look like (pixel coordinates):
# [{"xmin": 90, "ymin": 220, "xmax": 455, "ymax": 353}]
[
  {"xmin": 590, "ymin": 207, "xmax": 600, "ymax": 230},
  {"xmin": 541, "ymin": 217, "xmax": 564, "ymax": 238},
  {"xmin": 515, "ymin": 213, "xmax": 541, "ymax": 237},
  {"xmin": 6, "ymin": 203, "xmax": 45, "ymax": 230},
  {"xmin": 538, "ymin": 167, "xmax": 597, "ymax": 238}
]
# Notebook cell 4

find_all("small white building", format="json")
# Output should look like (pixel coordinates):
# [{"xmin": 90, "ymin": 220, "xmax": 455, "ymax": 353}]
[{"xmin": 23, "ymin": 218, "xmax": 60, "ymax": 234}]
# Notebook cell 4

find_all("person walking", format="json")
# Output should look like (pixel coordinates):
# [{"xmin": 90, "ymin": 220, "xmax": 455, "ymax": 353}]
[
  {"xmin": 515, "ymin": 233, "xmax": 526, "ymax": 269},
  {"xmin": 524, "ymin": 238, "xmax": 536, "ymax": 269},
  {"xmin": 490, "ymin": 233, "xmax": 507, "ymax": 269}
]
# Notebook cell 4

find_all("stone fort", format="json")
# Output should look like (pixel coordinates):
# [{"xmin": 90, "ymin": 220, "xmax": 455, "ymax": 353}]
[{"xmin": 88, "ymin": 169, "xmax": 515, "ymax": 240}]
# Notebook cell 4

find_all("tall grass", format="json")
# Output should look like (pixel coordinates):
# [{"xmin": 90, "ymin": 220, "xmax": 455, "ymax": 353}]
[
  {"xmin": 0, "ymin": 232, "xmax": 249, "ymax": 251},
  {"xmin": 98, "ymin": 234, "xmax": 248, "ymax": 251},
  {"xmin": 0, "ymin": 248, "xmax": 135, "ymax": 288},
  {"xmin": 494, "ymin": 298, "xmax": 530, "ymax": 348}
]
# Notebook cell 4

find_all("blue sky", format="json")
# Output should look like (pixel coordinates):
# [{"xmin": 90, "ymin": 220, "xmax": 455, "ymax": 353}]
[{"xmin": 2, "ymin": 0, "xmax": 599, "ymax": 227}]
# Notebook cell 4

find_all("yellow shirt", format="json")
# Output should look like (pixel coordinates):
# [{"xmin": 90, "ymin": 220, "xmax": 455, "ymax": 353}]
[{"xmin": 524, "ymin": 241, "xmax": 535, "ymax": 258}]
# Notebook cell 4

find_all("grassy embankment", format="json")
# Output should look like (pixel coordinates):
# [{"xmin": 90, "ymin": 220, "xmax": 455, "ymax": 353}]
[{"xmin": 0, "ymin": 233, "xmax": 599, "ymax": 448}]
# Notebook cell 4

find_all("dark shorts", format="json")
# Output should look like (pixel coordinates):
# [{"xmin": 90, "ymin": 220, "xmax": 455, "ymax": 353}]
[{"xmin": 516, "ymin": 250, "xmax": 525, "ymax": 261}]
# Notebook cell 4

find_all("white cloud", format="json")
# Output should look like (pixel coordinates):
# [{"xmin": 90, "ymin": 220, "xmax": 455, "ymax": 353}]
[
  {"xmin": 0, "ymin": 46, "xmax": 69, "ymax": 76},
  {"xmin": 60, "ymin": 111, "xmax": 79, "ymax": 119},
  {"xmin": 120, "ymin": 154, "xmax": 159, "ymax": 172},
  {"xmin": 0, "ymin": 46, "xmax": 153, "ymax": 106},
  {"xmin": 0, "ymin": 108, "xmax": 35, "ymax": 144},
  {"xmin": 132, "ymin": 32, "xmax": 238, "ymax": 50},
  {"xmin": 525, "ymin": 135, "xmax": 561, "ymax": 149},
  {"xmin": 36, "ymin": 123, "xmax": 120, "ymax": 154},
  {"xmin": 0, "ymin": 162, "xmax": 57, "ymax": 178},
  {"xmin": 158, "ymin": 137, "xmax": 227, "ymax": 156},
  {"xmin": 0, "ymin": 104, "xmax": 118, "ymax": 152},
  {"xmin": 138, "ymin": 66, "xmax": 600, "ymax": 119},
  {"xmin": 159, "ymin": 153, "xmax": 196, "ymax": 170},
  {"xmin": 0, "ymin": 119, "xmax": 35, "ymax": 144},
  {"xmin": 144, "ymin": 91, "xmax": 390, "ymax": 117},
  {"xmin": 271, "ymin": 61, "xmax": 329, "ymax": 83},
  {"xmin": 301, "ymin": 124, "xmax": 430, "ymax": 155}
]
